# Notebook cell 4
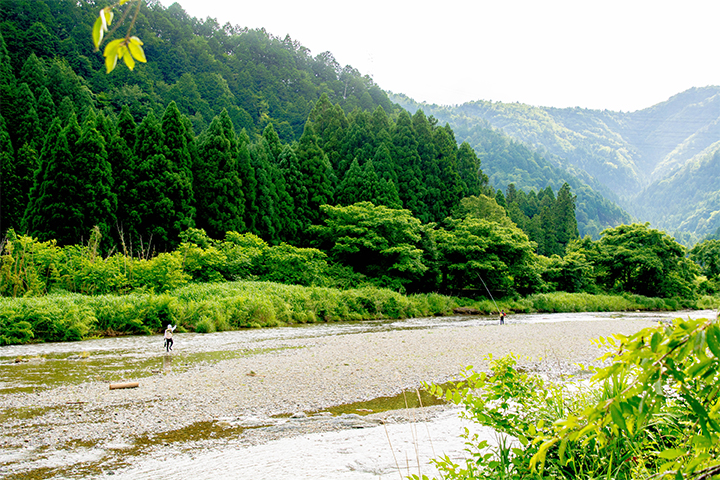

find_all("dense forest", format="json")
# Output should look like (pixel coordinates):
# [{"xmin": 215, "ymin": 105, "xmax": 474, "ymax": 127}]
[
  {"xmin": 3, "ymin": 0, "xmax": 720, "ymax": 350},
  {"xmin": 0, "ymin": 0, "xmax": 586, "ymax": 259}
]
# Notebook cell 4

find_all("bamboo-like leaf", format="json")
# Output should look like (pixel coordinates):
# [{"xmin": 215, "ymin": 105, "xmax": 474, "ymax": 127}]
[
  {"xmin": 127, "ymin": 38, "xmax": 147, "ymax": 63},
  {"xmin": 103, "ymin": 39, "xmax": 124, "ymax": 73},
  {"xmin": 105, "ymin": 51, "xmax": 118, "ymax": 73},
  {"xmin": 658, "ymin": 448, "xmax": 685, "ymax": 460},
  {"xmin": 650, "ymin": 332, "xmax": 661, "ymax": 352},
  {"xmin": 610, "ymin": 404, "xmax": 627, "ymax": 432},
  {"xmin": 101, "ymin": 7, "xmax": 113, "ymax": 30},
  {"xmin": 120, "ymin": 45, "xmax": 135, "ymax": 70},
  {"xmin": 92, "ymin": 16, "xmax": 103, "ymax": 50},
  {"xmin": 707, "ymin": 324, "xmax": 720, "ymax": 359}
]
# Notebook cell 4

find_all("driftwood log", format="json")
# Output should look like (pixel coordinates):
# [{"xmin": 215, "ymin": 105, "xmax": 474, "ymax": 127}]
[{"xmin": 109, "ymin": 382, "xmax": 139, "ymax": 390}]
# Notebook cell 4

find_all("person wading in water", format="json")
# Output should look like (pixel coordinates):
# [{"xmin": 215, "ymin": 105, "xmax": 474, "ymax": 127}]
[
  {"xmin": 164, "ymin": 324, "xmax": 177, "ymax": 352},
  {"xmin": 500, "ymin": 310, "xmax": 506, "ymax": 325}
]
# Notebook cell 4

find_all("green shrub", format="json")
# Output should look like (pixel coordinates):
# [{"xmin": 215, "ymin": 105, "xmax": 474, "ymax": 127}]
[
  {"xmin": 423, "ymin": 316, "xmax": 720, "ymax": 480},
  {"xmin": 0, "ymin": 315, "xmax": 33, "ymax": 345},
  {"xmin": 258, "ymin": 243, "xmax": 328, "ymax": 286},
  {"xmin": 131, "ymin": 252, "xmax": 190, "ymax": 293},
  {"xmin": 0, "ymin": 230, "xmax": 60, "ymax": 297}
]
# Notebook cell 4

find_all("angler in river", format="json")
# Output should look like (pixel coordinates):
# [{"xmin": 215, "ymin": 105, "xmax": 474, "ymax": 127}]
[{"xmin": 164, "ymin": 324, "xmax": 177, "ymax": 352}]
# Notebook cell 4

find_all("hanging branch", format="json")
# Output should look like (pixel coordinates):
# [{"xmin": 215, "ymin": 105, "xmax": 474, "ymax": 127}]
[{"xmin": 92, "ymin": 0, "xmax": 147, "ymax": 73}]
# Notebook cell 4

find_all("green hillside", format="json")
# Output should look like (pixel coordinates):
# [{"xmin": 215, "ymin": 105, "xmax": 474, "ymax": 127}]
[
  {"xmin": 391, "ymin": 94, "xmax": 632, "ymax": 238},
  {"xmin": 0, "ymin": 0, "xmax": 399, "ymax": 143},
  {"xmin": 392, "ymin": 87, "xmax": 720, "ymax": 243}
]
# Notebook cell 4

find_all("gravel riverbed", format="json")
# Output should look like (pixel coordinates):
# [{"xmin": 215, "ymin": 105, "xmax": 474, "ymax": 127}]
[{"xmin": 1, "ymin": 317, "xmax": 662, "ymax": 478}]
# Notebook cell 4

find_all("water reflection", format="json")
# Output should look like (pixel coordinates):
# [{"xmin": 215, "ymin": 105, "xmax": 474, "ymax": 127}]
[{"xmin": 163, "ymin": 353, "xmax": 172, "ymax": 373}]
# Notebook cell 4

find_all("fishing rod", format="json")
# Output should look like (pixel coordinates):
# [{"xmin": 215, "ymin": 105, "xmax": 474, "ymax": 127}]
[{"xmin": 475, "ymin": 272, "xmax": 503, "ymax": 319}]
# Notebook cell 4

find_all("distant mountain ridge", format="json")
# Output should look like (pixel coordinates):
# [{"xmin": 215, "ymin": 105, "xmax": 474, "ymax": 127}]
[{"xmin": 392, "ymin": 86, "xmax": 720, "ymax": 242}]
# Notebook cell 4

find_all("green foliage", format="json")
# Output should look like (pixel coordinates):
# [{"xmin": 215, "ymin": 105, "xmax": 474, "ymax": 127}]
[
  {"xmin": 310, "ymin": 202, "xmax": 427, "ymax": 289},
  {"xmin": 435, "ymin": 216, "xmax": 542, "ymax": 295},
  {"xmin": 0, "ymin": 229, "xmax": 60, "ymax": 297},
  {"xmin": 0, "ymin": 280, "xmax": 461, "ymax": 344},
  {"xmin": 0, "ymin": 296, "xmax": 96, "ymax": 345},
  {"xmin": 579, "ymin": 223, "xmax": 699, "ymax": 298},
  {"xmin": 425, "ymin": 316, "xmax": 720, "ymax": 479},
  {"xmin": 541, "ymin": 251, "xmax": 595, "ymax": 293},
  {"xmin": 256, "ymin": 243, "xmax": 328, "ymax": 286},
  {"xmin": 690, "ymin": 239, "xmax": 720, "ymax": 279},
  {"xmin": 453, "ymin": 195, "xmax": 511, "ymax": 225}
]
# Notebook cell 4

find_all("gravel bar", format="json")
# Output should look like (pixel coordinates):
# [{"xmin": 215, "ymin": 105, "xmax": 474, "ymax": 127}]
[{"xmin": 0, "ymin": 317, "xmax": 658, "ymax": 475}]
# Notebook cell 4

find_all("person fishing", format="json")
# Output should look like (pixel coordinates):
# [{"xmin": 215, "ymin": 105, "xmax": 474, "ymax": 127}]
[
  {"xmin": 500, "ymin": 310, "xmax": 506, "ymax": 325},
  {"xmin": 164, "ymin": 324, "xmax": 177, "ymax": 352}
]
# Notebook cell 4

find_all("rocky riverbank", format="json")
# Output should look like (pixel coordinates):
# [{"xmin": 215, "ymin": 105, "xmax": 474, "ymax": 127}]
[{"xmin": 1, "ymin": 317, "xmax": 661, "ymax": 478}]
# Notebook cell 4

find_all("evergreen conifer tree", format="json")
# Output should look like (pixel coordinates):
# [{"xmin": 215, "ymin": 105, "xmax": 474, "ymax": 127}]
[
  {"xmin": 392, "ymin": 111, "xmax": 426, "ymax": 220},
  {"xmin": 75, "ymin": 115, "xmax": 117, "ymax": 246},
  {"xmin": 457, "ymin": 142, "xmax": 485, "ymax": 196},
  {"xmin": 296, "ymin": 126, "xmax": 335, "ymax": 227},
  {"xmin": 306, "ymin": 94, "xmax": 348, "ymax": 171},
  {"xmin": 554, "ymin": 182, "xmax": 579, "ymax": 250},
  {"xmin": 195, "ymin": 114, "xmax": 245, "ymax": 239},
  {"xmin": 11, "ymin": 83, "xmax": 42, "ymax": 152},
  {"xmin": 372, "ymin": 141, "xmax": 397, "ymax": 185},
  {"xmin": 134, "ymin": 109, "xmax": 177, "ymax": 251},
  {"xmin": 0, "ymin": 115, "xmax": 16, "ymax": 234},
  {"xmin": 108, "ymin": 106, "xmax": 139, "ymax": 249},
  {"xmin": 36, "ymin": 87, "xmax": 55, "ymax": 132},
  {"xmin": 161, "ymin": 101, "xmax": 195, "ymax": 239},
  {"xmin": 335, "ymin": 158, "xmax": 364, "ymax": 206},
  {"xmin": 495, "ymin": 189, "xmax": 507, "ymax": 208},
  {"xmin": 370, "ymin": 105, "xmax": 391, "ymax": 138},
  {"xmin": 237, "ymin": 129, "xmax": 258, "ymax": 234},
  {"xmin": 0, "ymin": 32, "xmax": 15, "ymax": 126},
  {"xmin": 338, "ymin": 110, "xmax": 373, "ymax": 173},
  {"xmin": 57, "ymin": 96, "xmax": 76, "ymax": 125},
  {"xmin": 18, "ymin": 53, "xmax": 46, "ymax": 97},
  {"xmin": 262, "ymin": 123, "xmax": 283, "ymax": 163},
  {"xmin": 278, "ymin": 144, "xmax": 306, "ymax": 242},
  {"xmin": 24, "ymin": 120, "xmax": 84, "ymax": 244},
  {"xmin": 249, "ymin": 140, "xmax": 279, "ymax": 241},
  {"xmin": 427, "ymin": 125, "xmax": 465, "ymax": 222}
]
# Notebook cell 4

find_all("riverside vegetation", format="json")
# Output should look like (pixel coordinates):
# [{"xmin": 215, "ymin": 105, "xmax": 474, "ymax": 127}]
[{"xmin": 1, "ymin": 219, "xmax": 718, "ymax": 346}]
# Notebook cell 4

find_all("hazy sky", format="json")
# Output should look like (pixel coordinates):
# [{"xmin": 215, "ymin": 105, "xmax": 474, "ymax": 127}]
[{"xmin": 166, "ymin": 0, "xmax": 720, "ymax": 112}]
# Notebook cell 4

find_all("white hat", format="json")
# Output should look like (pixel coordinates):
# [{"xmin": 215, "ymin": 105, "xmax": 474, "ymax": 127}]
[{"xmin": 167, "ymin": 324, "xmax": 172, "ymax": 329}]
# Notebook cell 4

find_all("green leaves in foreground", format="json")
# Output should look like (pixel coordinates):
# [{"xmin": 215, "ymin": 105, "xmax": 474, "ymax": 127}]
[
  {"xmin": 92, "ymin": 0, "xmax": 146, "ymax": 73},
  {"xmin": 103, "ymin": 36, "xmax": 146, "ymax": 73},
  {"xmin": 424, "ymin": 317, "xmax": 720, "ymax": 480}
]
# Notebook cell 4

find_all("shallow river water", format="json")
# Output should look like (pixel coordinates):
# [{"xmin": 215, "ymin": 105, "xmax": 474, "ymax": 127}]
[{"xmin": 2, "ymin": 309, "xmax": 716, "ymax": 479}]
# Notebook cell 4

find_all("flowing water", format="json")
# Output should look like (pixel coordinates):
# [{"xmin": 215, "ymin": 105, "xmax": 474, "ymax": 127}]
[{"xmin": 2, "ymin": 309, "xmax": 715, "ymax": 479}]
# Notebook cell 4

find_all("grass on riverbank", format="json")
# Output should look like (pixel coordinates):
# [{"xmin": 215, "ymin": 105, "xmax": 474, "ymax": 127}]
[
  {"xmin": 0, "ymin": 281, "xmax": 458, "ymax": 344},
  {"xmin": 1, "ymin": 281, "xmax": 716, "ymax": 345}
]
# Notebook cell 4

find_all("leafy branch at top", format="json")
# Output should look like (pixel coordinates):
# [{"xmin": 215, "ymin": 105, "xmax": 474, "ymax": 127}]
[{"xmin": 92, "ymin": 0, "xmax": 147, "ymax": 73}]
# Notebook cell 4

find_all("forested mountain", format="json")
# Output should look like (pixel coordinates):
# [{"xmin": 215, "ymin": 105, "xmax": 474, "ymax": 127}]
[
  {"xmin": 1, "ymin": 0, "xmax": 590, "ymax": 261},
  {"xmin": 392, "ymin": 86, "xmax": 720, "ymax": 243},
  {"xmin": 0, "ymin": 0, "xmax": 502, "ymax": 256},
  {"xmin": 392, "ymin": 94, "xmax": 632, "ymax": 238},
  {"xmin": 0, "ymin": 0, "xmax": 399, "ymax": 144}
]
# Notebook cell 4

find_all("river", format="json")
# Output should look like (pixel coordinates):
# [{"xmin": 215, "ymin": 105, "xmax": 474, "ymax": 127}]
[{"xmin": 1, "ymin": 309, "xmax": 715, "ymax": 479}]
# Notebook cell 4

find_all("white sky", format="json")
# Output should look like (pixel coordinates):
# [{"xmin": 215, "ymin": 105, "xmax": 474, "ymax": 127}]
[{"xmin": 165, "ymin": 0, "xmax": 720, "ymax": 112}]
